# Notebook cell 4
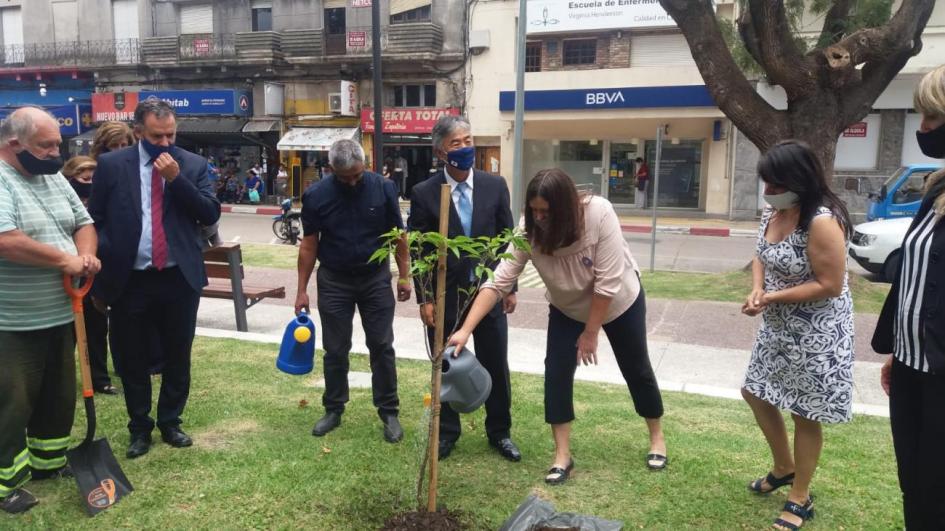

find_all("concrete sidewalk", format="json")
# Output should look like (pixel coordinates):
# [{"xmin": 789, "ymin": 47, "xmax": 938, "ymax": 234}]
[{"xmin": 195, "ymin": 297, "xmax": 889, "ymax": 418}]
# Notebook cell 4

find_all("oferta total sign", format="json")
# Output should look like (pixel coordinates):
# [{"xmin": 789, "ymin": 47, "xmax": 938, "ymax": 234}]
[{"xmin": 526, "ymin": 0, "xmax": 675, "ymax": 34}]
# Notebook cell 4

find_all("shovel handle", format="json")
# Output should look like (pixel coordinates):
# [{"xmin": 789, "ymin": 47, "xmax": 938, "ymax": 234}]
[
  {"xmin": 64, "ymin": 275, "xmax": 95, "ymax": 398},
  {"xmin": 63, "ymin": 275, "xmax": 94, "ymax": 312}
]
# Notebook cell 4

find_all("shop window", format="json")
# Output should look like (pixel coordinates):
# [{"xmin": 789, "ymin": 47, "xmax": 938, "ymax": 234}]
[
  {"xmin": 391, "ymin": 5, "xmax": 431, "ymax": 24},
  {"xmin": 644, "ymin": 140, "xmax": 703, "ymax": 209},
  {"xmin": 525, "ymin": 41, "xmax": 541, "ymax": 72},
  {"xmin": 563, "ymin": 39, "xmax": 596, "ymax": 66},
  {"xmin": 392, "ymin": 84, "xmax": 436, "ymax": 107},
  {"xmin": 251, "ymin": 2, "xmax": 272, "ymax": 32}
]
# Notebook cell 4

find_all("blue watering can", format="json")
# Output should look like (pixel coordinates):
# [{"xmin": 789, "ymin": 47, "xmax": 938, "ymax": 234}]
[
  {"xmin": 276, "ymin": 311, "xmax": 316, "ymax": 375},
  {"xmin": 440, "ymin": 345, "xmax": 492, "ymax": 413}
]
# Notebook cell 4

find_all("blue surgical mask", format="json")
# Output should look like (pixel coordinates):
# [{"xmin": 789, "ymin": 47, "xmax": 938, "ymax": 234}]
[
  {"xmin": 446, "ymin": 146, "xmax": 475, "ymax": 171},
  {"xmin": 140, "ymin": 138, "xmax": 175, "ymax": 161}
]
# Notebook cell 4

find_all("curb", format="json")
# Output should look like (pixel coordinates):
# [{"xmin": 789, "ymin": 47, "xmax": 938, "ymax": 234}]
[
  {"xmin": 221, "ymin": 205, "xmax": 282, "ymax": 216},
  {"xmin": 220, "ymin": 206, "xmax": 758, "ymax": 238},
  {"xmin": 620, "ymin": 224, "xmax": 757, "ymax": 238}
]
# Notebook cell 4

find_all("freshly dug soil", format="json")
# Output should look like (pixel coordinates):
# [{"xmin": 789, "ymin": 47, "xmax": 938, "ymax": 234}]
[{"xmin": 380, "ymin": 508, "xmax": 466, "ymax": 531}]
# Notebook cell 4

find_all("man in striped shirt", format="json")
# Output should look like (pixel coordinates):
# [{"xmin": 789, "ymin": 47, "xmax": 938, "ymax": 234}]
[{"xmin": 0, "ymin": 107, "xmax": 100, "ymax": 514}]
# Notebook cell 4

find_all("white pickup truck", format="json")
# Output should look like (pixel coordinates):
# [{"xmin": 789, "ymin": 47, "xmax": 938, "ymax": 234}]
[{"xmin": 848, "ymin": 217, "xmax": 913, "ymax": 282}]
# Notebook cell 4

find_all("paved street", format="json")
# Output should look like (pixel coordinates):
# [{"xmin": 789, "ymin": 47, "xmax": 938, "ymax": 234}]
[{"xmin": 219, "ymin": 211, "xmax": 761, "ymax": 274}]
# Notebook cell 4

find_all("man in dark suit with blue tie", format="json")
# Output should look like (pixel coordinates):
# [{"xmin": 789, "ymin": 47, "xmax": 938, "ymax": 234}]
[
  {"xmin": 88, "ymin": 100, "xmax": 220, "ymax": 459},
  {"xmin": 408, "ymin": 115, "xmax": 521, "ymax": 462}
]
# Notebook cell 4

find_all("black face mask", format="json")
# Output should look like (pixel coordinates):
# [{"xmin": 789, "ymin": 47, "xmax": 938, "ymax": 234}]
[
  {"xmin": 70, "ymin": 180, "xmax": 92, "ymax": 200},
  {"xmin": 916, "ymin": 123, "xmax": 945, "ymax": 159},
  {"xmin": 16, "ymin": 149, "xmax": 64, "ymax": 175}
]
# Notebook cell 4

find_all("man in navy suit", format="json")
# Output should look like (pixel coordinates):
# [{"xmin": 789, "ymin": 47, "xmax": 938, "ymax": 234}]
[
  {"xmin": 88, "ymin": 100, "xmax": 220, "ymax": 459},
  {"xmin": 408, "ymin": 115, "xmax": 521, "ymax": 462}
]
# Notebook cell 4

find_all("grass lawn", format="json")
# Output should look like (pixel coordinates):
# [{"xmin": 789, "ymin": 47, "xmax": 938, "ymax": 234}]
[
  {"xmin": 241, "ymin": 243, "xmax": 891, "ymax": 314},
  {"xmin": 7, "ymin": 337, "xmax": 901, "ymax": 530}
]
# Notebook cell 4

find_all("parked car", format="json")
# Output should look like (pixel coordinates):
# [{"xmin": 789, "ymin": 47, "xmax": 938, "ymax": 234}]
[
  {"xmin": 865, "ymin": 164, "xmax": 940, "ymax": 221},
  {"xmin": 849, "ymin": 217, "xmax": 913, "ymax": 282}
]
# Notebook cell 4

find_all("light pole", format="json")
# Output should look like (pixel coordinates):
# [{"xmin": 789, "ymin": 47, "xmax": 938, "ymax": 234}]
[{"xmin": 371, "ymin": 0, "xmax": 383, "ymax": 171}]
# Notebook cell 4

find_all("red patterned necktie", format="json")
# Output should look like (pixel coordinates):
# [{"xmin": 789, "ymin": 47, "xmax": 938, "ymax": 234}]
[{"xmin": 151, "ymin": 165, "xmax": 168, "ymax": 270}]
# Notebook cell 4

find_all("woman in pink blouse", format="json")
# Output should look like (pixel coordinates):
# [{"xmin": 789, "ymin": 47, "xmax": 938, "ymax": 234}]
[{"xmin": 448, "ymin": 168, "xmax": 667, "ymax": 484}]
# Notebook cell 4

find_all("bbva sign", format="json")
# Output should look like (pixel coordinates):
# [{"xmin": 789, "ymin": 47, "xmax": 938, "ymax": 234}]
[{"xmin": 585, "ymin": 91, "xmax": 626, "ymax": 105}]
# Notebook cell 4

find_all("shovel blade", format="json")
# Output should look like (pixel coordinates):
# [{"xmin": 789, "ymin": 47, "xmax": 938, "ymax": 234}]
[{"xmin": 67, "ymin": 438, "xmax": 133, "ymax": 516}]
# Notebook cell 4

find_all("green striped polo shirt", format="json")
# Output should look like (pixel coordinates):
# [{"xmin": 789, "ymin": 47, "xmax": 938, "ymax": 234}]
[{"xmin": 0, "ymin": 160, "xmax": 92, "ymax": 331}]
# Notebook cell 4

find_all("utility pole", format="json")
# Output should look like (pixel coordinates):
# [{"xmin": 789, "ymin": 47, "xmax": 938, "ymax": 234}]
[
  {"xmin": 649, "ymin": 125, "xmax": 665, "ymax": 272},
  {"xmin": 371, "ymin": 0, "xmax": 383, "ymax": 171},
  {"xmin": 510, "ymin": 0, "xmax": 527, "ymax": 222}
]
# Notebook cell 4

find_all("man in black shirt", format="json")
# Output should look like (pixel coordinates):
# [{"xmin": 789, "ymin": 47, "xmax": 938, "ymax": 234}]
[{"xmin": 295, "ymin": 139, "xmax": 410, "ymax": 443}]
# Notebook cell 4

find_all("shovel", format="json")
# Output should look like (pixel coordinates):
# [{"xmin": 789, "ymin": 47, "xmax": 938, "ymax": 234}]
[{"xmin": 63, "ymin": 275, "xmax": 133, "ymax": 516}]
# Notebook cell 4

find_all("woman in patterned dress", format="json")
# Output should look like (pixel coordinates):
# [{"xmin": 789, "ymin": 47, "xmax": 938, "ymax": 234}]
[{"xmin": 740, "ymin": 140, "xmax": 854, "ymax": 530}]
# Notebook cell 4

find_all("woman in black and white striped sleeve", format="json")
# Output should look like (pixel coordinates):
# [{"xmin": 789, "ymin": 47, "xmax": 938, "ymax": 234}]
[{"xmin": 873, "ymin": 65, "xmax": 945, "ymax": 530}]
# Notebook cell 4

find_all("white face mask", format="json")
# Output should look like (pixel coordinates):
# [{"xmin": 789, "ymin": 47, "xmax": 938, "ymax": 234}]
[
  {"xmin": 763, "ymin": 191, "xmax": 800, "ymax": 210},
  {"xmin": 533, "ymin": 218, "xmax": 550, "ymax": 231}
]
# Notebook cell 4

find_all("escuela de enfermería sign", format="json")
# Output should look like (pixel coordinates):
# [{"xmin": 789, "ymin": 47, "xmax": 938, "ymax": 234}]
[{"xmin": 526, "ymin": 0, "xmax": 675, "ymax": 35}]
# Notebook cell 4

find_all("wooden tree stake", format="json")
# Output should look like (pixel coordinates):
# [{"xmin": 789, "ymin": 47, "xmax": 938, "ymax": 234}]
[{"xmin": 427, "ymin": 183, "xmax": 451, "ymax": 512}]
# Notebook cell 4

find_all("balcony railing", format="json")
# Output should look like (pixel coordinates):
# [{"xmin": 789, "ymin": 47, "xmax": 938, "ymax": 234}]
[{"xmin": 0, "ymin": 39, "xmax": 140, "ymax": 68}]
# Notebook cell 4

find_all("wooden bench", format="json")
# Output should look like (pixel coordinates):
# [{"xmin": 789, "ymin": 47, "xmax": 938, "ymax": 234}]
[{"xmin": 202, "ymin": 243, "xmax": 286, "ymax": 332}]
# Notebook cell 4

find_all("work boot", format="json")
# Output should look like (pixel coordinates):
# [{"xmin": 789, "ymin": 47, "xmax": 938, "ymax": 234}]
[
  {"xmin": 311, "ymin": 412, "xmax": 342, "ymax": 436},
  {"xmin": 0, "ymin": 489, "xmax": 38, "ymax": 514},
  {"xmin": 31, "ymin": 464, "xmax": 73, "ymax": 480}
]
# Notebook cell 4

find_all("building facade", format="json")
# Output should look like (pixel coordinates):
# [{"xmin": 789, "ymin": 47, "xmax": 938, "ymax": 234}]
[
  {"xmin": 0, "ymin": 0, "xmax": 468, "ymax": 198},
  {"xmin": 467, "ymin": 0, "xmax": 739, "ymax": 217}
]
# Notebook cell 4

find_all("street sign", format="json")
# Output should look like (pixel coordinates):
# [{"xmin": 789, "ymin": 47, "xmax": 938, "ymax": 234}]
[{"xmin": 348, "ymin": 31, "xmax": 367, "ymax": 48}]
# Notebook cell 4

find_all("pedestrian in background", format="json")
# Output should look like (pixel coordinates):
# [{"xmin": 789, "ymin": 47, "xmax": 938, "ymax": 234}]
[
  {"xmin": 295, "ymin": 139, "xmax": 411, "ymax": 443},
  {"xmin": 634, "ymin": 157, "xmax": 649, "ymax": 209},
  {"xmin": 0, "ymin": 107, "xmax": 100, "ymax": 514},
  {"xmin": 741, "ymin": 140, "xmax": 854, "ymax": 530},
  {"xmin": 873, "ymin": 65, "xmax": 945, "ymax": 530},
  {"xmin": 449, "ymin": 168, "xmax": 667, "ymax": 485},
  {"xmin": 89, "ymin": 120, "xmax": 134, "ymax": 160},
  {"xmin": 88, "ymin": 100, "xmax": 220, "ymax": 460},
  {"xmin": 246, "ymin": 169, "xmax": 262, "ymax": 204},
  {"xmin": 62, "ymin": 155, "xmax": 118, "ymax": 395}
]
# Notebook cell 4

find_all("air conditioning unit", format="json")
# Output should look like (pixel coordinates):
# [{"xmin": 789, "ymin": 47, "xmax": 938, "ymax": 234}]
[{"xmin": 329, "ymin": 92, "xmax": 342, "ymax": 113}]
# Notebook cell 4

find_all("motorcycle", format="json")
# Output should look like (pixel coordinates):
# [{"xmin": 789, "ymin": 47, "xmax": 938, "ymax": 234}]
[{"xmin": 272, "ymin": 198, "xmax": 302, "ymax": 245}]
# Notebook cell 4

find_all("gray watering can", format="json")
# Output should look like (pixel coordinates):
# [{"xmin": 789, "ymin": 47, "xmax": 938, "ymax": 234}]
[{"xmin": 440, "ymin": 346, "xmax": 492, "ymax": 413}]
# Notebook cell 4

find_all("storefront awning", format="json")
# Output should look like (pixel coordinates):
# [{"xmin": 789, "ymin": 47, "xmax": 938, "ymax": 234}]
[
  {"xmin": 242, "ymin": 120, "xmax": 280, "ymax": 133},
  {"xmin": 277, "ymin": 127, "xmax": 359, "ymax": 151},
  {"xmin": 175, "ymin": 118, "xmax": 248, "ymax": 134}
]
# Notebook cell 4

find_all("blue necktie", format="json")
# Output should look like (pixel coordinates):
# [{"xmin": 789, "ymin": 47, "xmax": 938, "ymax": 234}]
[{"xmin": 456, "ymin": 182, "xmax": 472, "ymax": 237}]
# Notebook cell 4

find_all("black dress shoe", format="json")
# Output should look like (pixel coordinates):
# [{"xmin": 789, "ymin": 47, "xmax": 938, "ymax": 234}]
[
  {"xmin": 126, "ymin": 435, "xmax": 152, "ymax": 459},
  {"xmin": 160, "ymin": 427, "xmax": 193, "ymax": 448},
  {"xmin": 311, "ymin": 412, "xmax": 342, "ymax": 437},
  {"xmin": 437, "ymin": 439, "xmax": 456, "ymax": 461},
  {"xmin": 382, "ymin": 415, "xmax": 403, "ymax": 443},
  {"xmin": 94, "ymin": 384, "xmax": 120, "ymax": 395},
  {"xmin": 490, "ymin": 438, "xmax": 522, "ymax": 462},
  {"xmin": 31, "ymin": 464, "xmax": 73, "ymax": 480}
]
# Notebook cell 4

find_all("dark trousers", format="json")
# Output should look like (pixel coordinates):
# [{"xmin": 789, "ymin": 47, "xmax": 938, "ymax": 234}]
[
  {"xmin": 428, "ymin": 301, "xmax": 512, "ymax": 443},
  {"xmin": 110, "ymin": 267, "xmax": 200, "ymax": 436},
  {"xmin": 545, "ymin": 290, "xmax": 663, "ymax": 424},
  {"xmin": 317, "ymin": 266, "xmax": 399, "ymax": 417},
  {"xmin": 890, "ymin": 359, "xmax": 945, "ymax": 530},
  {"xmin": 83, "ymin": 293, "xmax": 116, "ymax": 388},
  {"xmin": 0, "ymin": 324, "xmax": 76, "ymax": 497}
]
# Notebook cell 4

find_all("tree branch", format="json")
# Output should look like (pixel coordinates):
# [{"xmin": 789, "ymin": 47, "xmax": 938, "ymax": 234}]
[
  {"xmin": 737, "ymin": 8, "xmax": 765, "ymax": 68},
  {"xmin": 660, "ymin": 0, "xmax": 787, "ymax": 150},
  {"xmin": 745, "ymin": 0, "xmax": 816, "ymax": 99},
  {"xmin": 819, "ymin": 0, "xmax": 855, "ymax": 46},
  {"xmin": 839, "ymin": 0, "xmax": 936, "ymax": 124}
]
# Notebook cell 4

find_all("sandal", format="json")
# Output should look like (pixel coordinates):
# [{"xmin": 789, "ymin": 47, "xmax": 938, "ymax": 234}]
[
  {"xmin": 544, "ymin": 459, "xmax": 574, "ymax": 485},
  {"xmin": 773, "ymin": 497, "xmax": 814, "ymax": 530},
  {"xmin": 646, "ymin": 453, "xmax": 668, "ymax": 471},
  {"xmin": 749, "ymin": 471, "xmax": 795, "ymax": 494}
]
